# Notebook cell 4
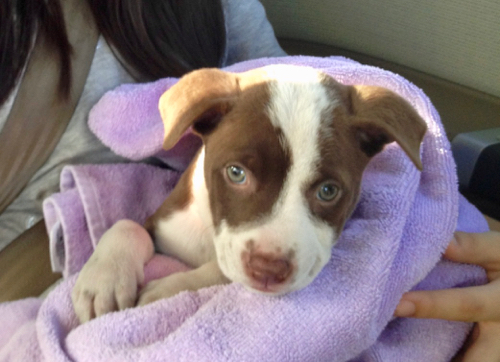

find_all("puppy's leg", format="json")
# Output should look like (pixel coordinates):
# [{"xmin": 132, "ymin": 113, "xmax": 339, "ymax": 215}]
[
  {"xmin": 137, "ymin": 259, "xmax": 229, "ymax": 306},
  {"xmin": 72, "ymin": 219, "xmax": 154, "ymax": 323}
]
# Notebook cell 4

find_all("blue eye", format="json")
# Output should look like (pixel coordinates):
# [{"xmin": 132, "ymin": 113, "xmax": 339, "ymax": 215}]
[
  {"xmin": 227, "ymin": 165, "xmax": 247, "ymax": 184},
  {"xmin": 317, "ymin": 182, "xmax": 339, "ymax": 201}
]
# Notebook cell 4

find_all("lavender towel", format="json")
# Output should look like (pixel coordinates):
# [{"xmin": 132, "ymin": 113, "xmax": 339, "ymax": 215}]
[{"xmin": 0, "ymin": 56, "xmax": 489, "ymax": 362}]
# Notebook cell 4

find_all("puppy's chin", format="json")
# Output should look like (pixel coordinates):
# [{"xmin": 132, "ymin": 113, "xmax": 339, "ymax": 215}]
[
  {"xmin": 239, "ymin": 267, "xmax": 323, "ymax": 296},
  {"xmin": 242, "ymin": 282, "xmax": 296, "ymax": 296}
]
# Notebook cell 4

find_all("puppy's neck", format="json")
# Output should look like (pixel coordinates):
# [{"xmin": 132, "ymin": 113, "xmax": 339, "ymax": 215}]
[{"xmin": 151, "ymin": 147, "xmax": 216, "ymax": 267}]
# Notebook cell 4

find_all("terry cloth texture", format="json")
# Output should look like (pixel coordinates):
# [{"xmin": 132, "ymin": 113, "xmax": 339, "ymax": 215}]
[{"xmin": 0, "ymin": 56, "xmax": 488, "ymax": 362}]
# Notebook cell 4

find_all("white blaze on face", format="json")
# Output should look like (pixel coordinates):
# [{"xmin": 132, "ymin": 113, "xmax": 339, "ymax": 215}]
[{"xmin": 215, "ymin": 65, "xmax": 339, "ymax": 293}]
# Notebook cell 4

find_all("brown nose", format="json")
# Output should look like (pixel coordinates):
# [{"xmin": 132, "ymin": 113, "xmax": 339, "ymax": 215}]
[{"xmin": 245, "ymin": 253, "xmax": 292, "ymax": 287}]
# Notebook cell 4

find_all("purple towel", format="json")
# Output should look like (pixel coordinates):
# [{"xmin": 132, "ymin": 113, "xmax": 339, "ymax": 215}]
[{"xmin": 0, "ymin": 56, "xmax": 489, "ymax": 362}]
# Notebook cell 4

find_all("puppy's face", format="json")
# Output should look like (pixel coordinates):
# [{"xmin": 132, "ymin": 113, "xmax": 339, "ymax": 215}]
[{"xmin": 160, "ymin": 65, "xmax": 426, "ymax": 294}]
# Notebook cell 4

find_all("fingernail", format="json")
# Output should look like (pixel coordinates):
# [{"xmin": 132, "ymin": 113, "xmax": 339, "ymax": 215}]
[
  {"xmin": 394, "ymin": 300, "xmax": 416, "ymax": 317},
  {"xmin": 445, "ymin": 234, "xmax": 459, "ymax": 255}
]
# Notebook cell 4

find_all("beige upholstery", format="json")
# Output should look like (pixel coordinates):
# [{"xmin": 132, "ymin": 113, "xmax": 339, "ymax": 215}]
[{"xmin": 260, "ymin": 0, "xmax": 500, "ymax": 97}]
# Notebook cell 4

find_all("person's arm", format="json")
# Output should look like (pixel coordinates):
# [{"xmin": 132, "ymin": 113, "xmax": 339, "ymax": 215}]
[
  {"xmin": 222, "ymin": 0, "xmax": 287, "ymax": 66},
  {"xmin": 0, "ymin": 220, "xmax": 61, "ymax": 302},
  {"xmin": 486, "ymin": 215, "xmax": 500, "ymax": 232},
  {"xmin": 395, "ymin": 229, "xmax": 500, "ymax": 362}
]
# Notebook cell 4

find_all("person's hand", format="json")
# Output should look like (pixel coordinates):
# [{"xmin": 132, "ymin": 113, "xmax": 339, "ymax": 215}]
[{"xmin": 394, "ymin": 231, "xmax": 500, "ymax": 362}]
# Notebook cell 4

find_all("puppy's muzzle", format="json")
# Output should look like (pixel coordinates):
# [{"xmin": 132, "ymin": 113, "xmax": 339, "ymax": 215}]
[{"xmin": 242, "ymin": 251, "xmax": 294, "ymax": 292}]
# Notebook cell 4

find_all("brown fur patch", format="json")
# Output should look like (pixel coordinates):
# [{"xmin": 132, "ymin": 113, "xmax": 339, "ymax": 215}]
[
  {"xmin": 144, "ymin": 151, "xmax": 198, "ymax": 233},
  {"xmin": 302, "ymin": 75, "xmax": 426, "ymax": 231},
  {"xmin": 202, "ymin": 79, "xmax": 291, "ymax": 229}
]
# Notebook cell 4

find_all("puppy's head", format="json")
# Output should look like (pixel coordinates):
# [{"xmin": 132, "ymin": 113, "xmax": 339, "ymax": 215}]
[{"xmin": 159, "ymin": 65, "xmax": 427, "ymax": 294}]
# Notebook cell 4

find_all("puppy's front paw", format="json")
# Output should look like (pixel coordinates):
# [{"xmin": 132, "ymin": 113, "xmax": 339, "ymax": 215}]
[
  {"xmin": 137, "ymin": 272, "xmax": 190, "ymax": 306},
  {"xmin": 72, "ymin": 252, "xmax": 143, "ymax": 323}
]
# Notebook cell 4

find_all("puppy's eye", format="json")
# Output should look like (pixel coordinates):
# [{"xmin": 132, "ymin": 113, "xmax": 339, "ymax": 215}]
[
  {"xmin": 226, "ymin": 165, "xmax": 247, "ymax": 184},
  {"xmin": 317, "ymin": 182, "xmax": 339, "ymax": 202}
]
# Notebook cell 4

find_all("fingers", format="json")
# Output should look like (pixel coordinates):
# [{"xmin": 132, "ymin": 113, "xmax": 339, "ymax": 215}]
[
  {"xmin": 462, "ymin": 322, "xmax": 500, "ymax": 362},
  {"xmin": 395, "ymin": 231, "xmax": 500, "ymax": 322},
  {"xmin": 445, "ymin": 231, "xmax": 500, "ymax": 271},
  {"xmin": 395, "ymin": 280, "xmax": 500, "ymax": 322}
]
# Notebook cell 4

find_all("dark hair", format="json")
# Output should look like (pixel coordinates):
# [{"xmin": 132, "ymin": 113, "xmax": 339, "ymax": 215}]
[
  {"xmin": 0, "ymin": 0, "xmax": 226, "ymax": 105},
  {"xmin": 0, "ymin": 0, "xmax": 72, "ymax": 104}
]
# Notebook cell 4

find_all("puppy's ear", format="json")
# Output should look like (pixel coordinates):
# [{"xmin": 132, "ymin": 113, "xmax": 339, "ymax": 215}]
[
  {"xmin": 159, "ymin": 68, "xmax": 239, "ymax": 150},
  {"xmin": 347, "ymin": 85, "xmax": 427, "ymax": 170}
]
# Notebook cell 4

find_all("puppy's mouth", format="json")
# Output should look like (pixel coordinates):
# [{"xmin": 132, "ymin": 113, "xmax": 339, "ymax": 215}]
[
  {"xmin": 246, "ymin": 275, "xmax": 292, "ymax": 295},
  {"xmin": 246, "ymin": 280, "xmax": 290, "ymax": 295}
]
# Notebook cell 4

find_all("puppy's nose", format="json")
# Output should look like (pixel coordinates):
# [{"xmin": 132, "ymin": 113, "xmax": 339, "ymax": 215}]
[{"xmin": 245, "ymin": 253, "xmax": 292, "ymax": 286}]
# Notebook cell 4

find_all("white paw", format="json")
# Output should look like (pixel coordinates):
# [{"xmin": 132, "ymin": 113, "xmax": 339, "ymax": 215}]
[
  {"xmin": 137, "ymin": 272, "xmax": 191, "ymax": 306},
  {"xmin": 72, "ymin": 250, "xmax": 143, "ymax": 323}
]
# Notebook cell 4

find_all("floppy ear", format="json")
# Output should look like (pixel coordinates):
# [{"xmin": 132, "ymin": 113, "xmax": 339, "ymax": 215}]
[
  {"xmin": 158, "ymin": 68, "xmax": 239, "ymax": 150},
  {"xmin": 348, "ymin": 85, "xmax": 427, "ymax": 170}
]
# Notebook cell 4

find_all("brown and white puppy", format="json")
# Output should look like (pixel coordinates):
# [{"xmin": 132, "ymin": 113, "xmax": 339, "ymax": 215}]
[{"xmin": 72, "ymin": 65, "xmax": 426, "ymax": 322}]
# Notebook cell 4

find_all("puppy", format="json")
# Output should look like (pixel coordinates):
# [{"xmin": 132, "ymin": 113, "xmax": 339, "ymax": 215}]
[{"xmin": 72, "ymin": 65, "xmax": 426, "ymax": 322}]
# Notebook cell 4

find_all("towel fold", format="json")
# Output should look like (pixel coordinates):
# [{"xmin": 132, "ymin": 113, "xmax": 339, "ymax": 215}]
[
  {"xmin": 0, "ymin": 56, "xmax": 489, "ymax": 362},
  {"xmin": 43, "ymin": 164, "xmax": 181, "ymax": 277}
]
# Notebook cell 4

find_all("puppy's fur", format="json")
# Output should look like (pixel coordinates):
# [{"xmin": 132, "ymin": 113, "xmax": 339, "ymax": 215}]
[{"xmin": 72, "ymin": 65, "xmax": 426, "ymax": 322}]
